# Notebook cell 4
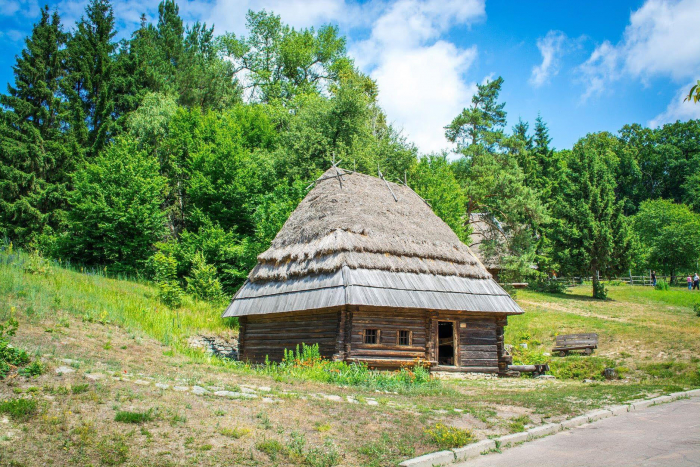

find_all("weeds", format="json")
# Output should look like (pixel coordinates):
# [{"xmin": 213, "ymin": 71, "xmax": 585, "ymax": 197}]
[
  {"xmin": 218, "ymin": 427, "xmax": 251, "ymax": 439},
  {"xmin": 256, "ymin": 438, "xmax": 287, "ymax": 461},
  {"xmin": 72, "ymin": 383, "xmax": 91, "ymax": 394},
  {"xmin": 508, "ymin": 415, "xmax": 532, "ymax": 433},
  {"xmin": 114, "ymin": 409, "xmax": 154, "ymax": 424},
  {"xmin": 0, "ymin": 398, "xmax": 38, "ymax": 421},
  {"xmin": 424, "ymin": 423, "xmax": 473, "ymax": 449}
]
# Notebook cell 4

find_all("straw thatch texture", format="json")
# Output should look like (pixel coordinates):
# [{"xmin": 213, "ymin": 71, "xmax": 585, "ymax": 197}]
[
  {"xmin": 223, "ymin": 168, "xmax": 523, "ymax": 318},
  {"xmin": 249, "ymin": 168, "xmax": 489, "ymax": 282}
]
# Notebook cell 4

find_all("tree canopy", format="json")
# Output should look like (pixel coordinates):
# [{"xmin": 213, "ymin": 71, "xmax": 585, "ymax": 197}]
[{"xmin": 1, "ymin": 0, "xmax": 699, "ymax": 301}]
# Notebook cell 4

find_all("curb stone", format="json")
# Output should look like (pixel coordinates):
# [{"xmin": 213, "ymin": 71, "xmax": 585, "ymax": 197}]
[
  {"xmin": 608, "ymin": 405, "xmax": 629, "ymax": 416},
  {"xmin": 586, "ymin": 409, "xmax": 612, "ymax": 423},
  {"xmin": 400, "ymin": 450, "xmax": 454, "ymax": 467},
  {"xmin": 526, "ymin": 423, "xmax": 560, "ymax": 439},
  {"xmin": 497, "ymin": 432, "xmax": 529, "ymax": 446},
  {"xmin": 452, "ymin": 440, "xmax": 496, "ymax": 462},
  {"xmin": 559, "ymin": 415, "xmax": 589, "ymax": 430},
  {"xmin": 399, "ymin": 388, "xmax": 699, "ymax": 467}
]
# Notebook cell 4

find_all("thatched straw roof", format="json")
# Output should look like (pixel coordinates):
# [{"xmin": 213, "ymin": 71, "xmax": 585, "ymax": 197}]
[
  {"xmin": 469, "ymin": 212, "xmax": 507, "ymax": 271},
  {"xmin": 223, "ymin": 168, "xmax": 523, "ymax": 317}
]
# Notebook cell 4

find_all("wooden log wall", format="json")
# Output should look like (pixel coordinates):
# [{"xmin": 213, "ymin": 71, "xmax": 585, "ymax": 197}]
[
  {"xmin": 457, "ymin": 316, "xmax": 498, "ymax": 372},
  {"xmin": 239, "ymin": 310, "xmax": 341, "ymax": 363},
  {"xmin": 348, "ymin": 308, "xmax": 428, "ymax": 367}
]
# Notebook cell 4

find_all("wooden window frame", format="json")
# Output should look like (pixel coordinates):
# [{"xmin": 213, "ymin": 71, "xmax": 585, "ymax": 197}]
[
  {"xmin": 397, "ymin": 330, "xmax": 412, "ymax": 346},
  {"xmin": 363, "ymin": 328, "xmax": 379, "ymax": 345}
]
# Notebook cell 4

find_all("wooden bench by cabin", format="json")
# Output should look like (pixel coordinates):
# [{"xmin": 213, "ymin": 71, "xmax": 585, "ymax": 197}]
[{"xmin": 552, "ymin": 333, "xmax": 598, "ymax": 356}]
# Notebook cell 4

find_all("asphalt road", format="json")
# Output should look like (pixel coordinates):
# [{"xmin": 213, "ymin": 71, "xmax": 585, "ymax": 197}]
[{"xmin": 457, "ymin": 396, "xmax": 700, "ymax": 467}]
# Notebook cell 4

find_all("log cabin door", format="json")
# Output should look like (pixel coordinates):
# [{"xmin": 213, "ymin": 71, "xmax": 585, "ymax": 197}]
[{"xmin": 437, "ymin": 321, "xmax": 457, "ymax": 366}]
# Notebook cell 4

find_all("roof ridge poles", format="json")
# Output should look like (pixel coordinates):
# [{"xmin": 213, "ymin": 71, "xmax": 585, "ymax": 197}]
[{"xmin": 377, "ymin": 164, "xmax": 398, "ymax": 202}]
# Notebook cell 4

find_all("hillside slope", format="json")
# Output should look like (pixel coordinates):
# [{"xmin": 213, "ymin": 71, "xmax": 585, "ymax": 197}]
[{"xmin": 1, "ymin": 254, "xmax": 698, "ymax": 466}]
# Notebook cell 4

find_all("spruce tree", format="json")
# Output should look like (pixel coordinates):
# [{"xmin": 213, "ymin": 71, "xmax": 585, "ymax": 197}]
[
  {"xmin": 0, "ymin": 6, "xmax": 70, "ymax": 245},
  {"xmin": 63, "ymin": 0, "xmax": 118, "ymax": 157},
  {"xmin": 445, "ymin": 77, "xmax": 547, "ymax": 280},
  {"xmin": 550, "ymin": 133, "xmax": 632, "ymax": 298}
]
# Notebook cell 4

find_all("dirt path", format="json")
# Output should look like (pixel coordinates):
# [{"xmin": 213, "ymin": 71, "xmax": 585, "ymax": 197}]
[{"xmin": 457, "ymin": 395, "xmax": 700, "ymax": 467}]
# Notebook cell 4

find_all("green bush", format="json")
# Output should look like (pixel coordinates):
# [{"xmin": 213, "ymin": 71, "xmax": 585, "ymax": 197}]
[
  {"xmin": 528, "ymin": 278, "xmax": 567, "ymax": 294},
  {"xmin": 593, "ymin": 281, "xmax": 608, "ymax": 299},
  {"xmin": 186, "ymin": 251, "xmax": 224, "ymax": 302},
  {"xmin": 424, "ymin": 423, "xmax": 473, "ymax": 449},
  {"xmin": 150, "ymin": 252, "xmax": 183, "ymax": 308},
  {"xmin": 694, "ymin": 303, "xmax": 700, "ymax": 317},
  {"xmin": 0, "ymin": 318, "xmax": 32, "ymax": 379},
  {"xmin": 17, "ymin": 360, "xmax": 44, "ymax": 377},
  {"xmin": 655, "ymin": 280, "xmax": 669, "ymax": 291}
]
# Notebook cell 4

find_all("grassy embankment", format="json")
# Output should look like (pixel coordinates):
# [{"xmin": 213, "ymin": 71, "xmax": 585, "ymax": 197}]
[{"xmin": 1, "ymin": 251, "xmax": 699, "ymax": 466}]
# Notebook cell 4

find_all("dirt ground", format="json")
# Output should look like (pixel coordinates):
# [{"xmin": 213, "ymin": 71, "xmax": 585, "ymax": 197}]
[{"xmin": 0, "ymin": 315, "xmax": 559, "ymax": 467}]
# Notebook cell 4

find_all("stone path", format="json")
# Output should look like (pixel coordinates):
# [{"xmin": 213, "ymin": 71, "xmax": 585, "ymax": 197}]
[
  {"xmin": 456, "ymin": 394, "xmax": 700, "ymax": 467},
  {"xmin": 54, "ymin": 359, "xmax": 405, "ymax": 408}
]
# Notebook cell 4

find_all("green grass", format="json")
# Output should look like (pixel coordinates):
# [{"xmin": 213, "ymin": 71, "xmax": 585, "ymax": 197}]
[
  {"xmin": 0, "ymin": 250, "xmax": 232, "ymax": 349},
  {"xmin": 506, "ymin": 284, "xmax": 700, "ymax": 385},
  {"xmin": 114, "ymin": 409, "xmax": 154, "ymax": 424},
  {"xmin": 0, "ymin": 398, "xmax": 38, "ymax": 421}
]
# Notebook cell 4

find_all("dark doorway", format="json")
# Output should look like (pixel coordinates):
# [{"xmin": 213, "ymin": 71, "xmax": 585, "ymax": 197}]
[{"xmin": 438, "ymin": 321, "xmax": 455, "ymax": 366}]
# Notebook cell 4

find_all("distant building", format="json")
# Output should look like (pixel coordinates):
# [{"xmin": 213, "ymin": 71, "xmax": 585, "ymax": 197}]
[
  {"xmin": 223, "ymin": 168, "xmax": 523, "ymax": 374},
  {"xmin": 469, "ymin": 213, "xmax": 508, "ymax": 279}
]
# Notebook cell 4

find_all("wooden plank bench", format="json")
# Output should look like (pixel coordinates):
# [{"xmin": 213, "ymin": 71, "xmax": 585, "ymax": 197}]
[{"xmin": 552, "ymin": 333, "xmax": 598, "ymax": 356}]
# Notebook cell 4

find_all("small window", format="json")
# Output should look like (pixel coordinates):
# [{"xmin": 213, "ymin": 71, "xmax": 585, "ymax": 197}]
[
  {"xmin": 398, "ymin": 330, "xmax": 411, "ymax": 346},
  {"xmin": 363, "ymin": 329, "xmax": 378, "ymax": 344}
]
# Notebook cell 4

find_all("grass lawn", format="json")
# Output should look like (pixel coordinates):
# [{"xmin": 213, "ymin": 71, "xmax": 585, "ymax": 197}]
[{"xmin": 0, "ymin": 253, "xmax": 699, "ymax": 466}]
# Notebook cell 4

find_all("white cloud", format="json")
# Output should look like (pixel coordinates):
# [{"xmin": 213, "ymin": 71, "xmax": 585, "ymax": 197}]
[
  {"xmin": 353, "ymin": 0, "xmax": 485, "ymax": 153},
  {"xmin": 206, "ymin": 0, "xmax": 363, "ymax": 34},
  {"xmin": 530, "ymin": 30, "xmax": 567, "ymax": 88},
  {"xmin": 648, "ymin": 83, "xmax": 700, "ymax": 128},
  {"xmin": 372, "ymin": 41, "xmax": 478, "ymax": 152},
  {"xmin": 0, "ymin": 0, "xmax": 39, "ymax": 18},
  {"xmin": 579, "ymin": 0, "xmax": 700, "ymax": 100}
]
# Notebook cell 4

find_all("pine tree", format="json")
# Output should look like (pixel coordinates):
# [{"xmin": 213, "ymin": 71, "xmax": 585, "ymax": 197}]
[
  {"xmin": 0, "ymin": 6, "xmax": 70, "ymax": 245},
  {"xmin": 445, "ymin": 77, "xmax": 547, "ymax": 280},
  {"xmin": 550, "ymin": 133, "xmax": 632, "ymax": 298},
  {"xmin": 63, "ymin": 0, "xmax": 118, "ymax": 157}
]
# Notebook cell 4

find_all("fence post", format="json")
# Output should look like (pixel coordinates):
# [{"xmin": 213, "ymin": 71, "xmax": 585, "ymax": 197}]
[{"xmin": 629, "ymin": 270, "xmax": 632, "ymax": 286}]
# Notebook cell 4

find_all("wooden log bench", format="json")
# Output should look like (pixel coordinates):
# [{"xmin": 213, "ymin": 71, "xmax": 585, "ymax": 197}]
[{"xmin": 552, "ymin": 333, "xmax": 598, "ymax": 357}]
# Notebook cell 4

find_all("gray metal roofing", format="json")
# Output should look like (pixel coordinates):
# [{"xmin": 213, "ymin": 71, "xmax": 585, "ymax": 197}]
[{"xmin": 223, "ymin": 267, "xmax": 523, "ymax": 317}]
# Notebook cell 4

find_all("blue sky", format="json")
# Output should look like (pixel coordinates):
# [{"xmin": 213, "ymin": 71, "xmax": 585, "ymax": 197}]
[{"xmin": 1, "ymin": 0, "xmax": 699, "ymax": 153}]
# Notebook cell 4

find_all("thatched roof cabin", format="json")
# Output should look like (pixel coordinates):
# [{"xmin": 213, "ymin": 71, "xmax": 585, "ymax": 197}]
[{"xmin": 224, "ymin": 168, "xmax": 523, "ymax": 373}]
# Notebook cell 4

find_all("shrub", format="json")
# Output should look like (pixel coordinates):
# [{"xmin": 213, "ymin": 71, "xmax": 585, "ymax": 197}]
[
  {"xmin": 0, "ymin": 398, "xmax": 38, "ymax": 421},
  {"xmin": 593, "ymin": 281, "xmax": 607, "ymax": 299},
  {"xmin": 655, "ymin": 280, "xmax": 669, "ymax": 291},
  {"xmin": 424, "ymin": 423, "xmax": 473, "ymax": 449},
  {"xmin": 694, "ymin": 303, "xmax": 700, "ymax": 317},
  {"xmin": 528, "ymin": 278, "xmax": 567, "ymax": 294},
  {"xmin": 186, "ymin": 251, "xmax": 224, "ymax": 302},
  {"xmin": 150, "ymin": 252, "xmax": 183, "ymax": 308},
  {"xmin": 17, "ymin": 360, "xmax": 44, "ymax": 377},
  {"xmin": 0, "ymin": 318, "xmax": 32, "ymax": 379},
  {"xmin": 23, "ymin": 251, "xmax": 52, "ymax": 275},
  {"xmin": 114, "ymin": 409, "xmax": 153, "ymax": 424},
  {"xmin": 549, "ymin": 356, "xmax": 614, "ymax": 381}
]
